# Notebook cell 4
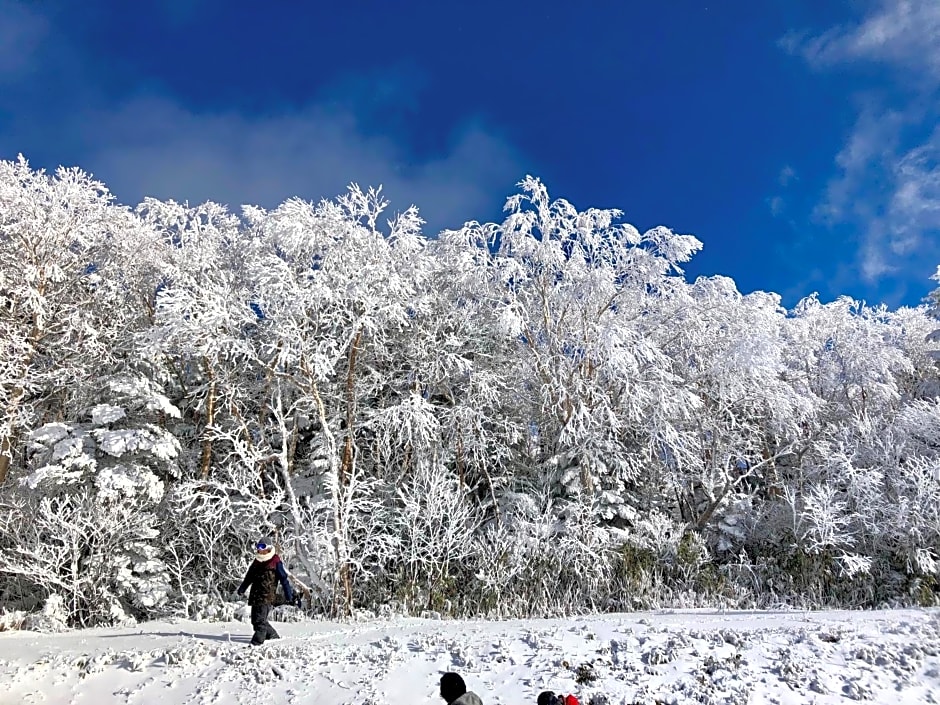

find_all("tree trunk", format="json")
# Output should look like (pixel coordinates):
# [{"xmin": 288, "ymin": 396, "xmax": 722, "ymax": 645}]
[
  {"xmin": 334, "ymin": 328, "xmax": 363, "ymax": 612},
  {"xmin": 339, "ymin": 329, "xmax": 363, "ymax": 485},
  {"xmin": 0, "ymin": 384, "xmax": 26, "ymax": 485},
  {"xmin": 199, "ymin": 360, "xmax": 217, "ymax": 480},
  {"xmin": 0, "ymin": 432, "xmax": 14, "ymax": 486},
  {"xmin": 309, "ymin": 374, "xmax": 353, "ymax": 617}
]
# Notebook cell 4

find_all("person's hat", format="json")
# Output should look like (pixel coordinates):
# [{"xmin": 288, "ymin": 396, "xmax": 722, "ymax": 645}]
[{"xmin": 255, "ymin": 536, "xmax": 275, "ymax": 561}]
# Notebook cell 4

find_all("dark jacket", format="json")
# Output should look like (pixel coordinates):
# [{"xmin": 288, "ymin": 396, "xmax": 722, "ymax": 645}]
[{"xmin": 237, "ymin": 555, "xmax": 294, "ymax": 606}]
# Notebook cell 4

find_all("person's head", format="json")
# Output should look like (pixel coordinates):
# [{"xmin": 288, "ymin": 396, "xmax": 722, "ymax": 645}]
[
  {"xmin": 440, "ymin": 672, "xmax": 467, "ymax": 704},
  {"xmin": 537, "ymin": 692, "xmax": 560, "ymax": 705},
  {"xmin": 255, "ymin": 536, "xmax": 275, "ymax": 562}
]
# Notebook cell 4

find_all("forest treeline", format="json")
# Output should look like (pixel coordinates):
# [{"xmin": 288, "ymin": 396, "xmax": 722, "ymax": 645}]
[{"xmin": 1, "ymin": 157, "xmax": 939, "ymax": 627}]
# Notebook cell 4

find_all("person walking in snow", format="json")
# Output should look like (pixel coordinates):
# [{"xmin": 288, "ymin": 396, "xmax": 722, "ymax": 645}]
[
  {"xmin": 538, "ymin": 692, "xmax": 579, "ymax": 705},
  {"xmin": 236, "ymin": 536, "xmax": 294, "ymax": 646},
  {"xmin": 439, "ymin": 672, "xmax": 483, "ymax": 705}
]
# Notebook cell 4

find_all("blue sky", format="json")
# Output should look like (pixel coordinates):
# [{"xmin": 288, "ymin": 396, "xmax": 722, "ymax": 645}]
[{"xmin": 1, "ymin": 1, "xmax": 938, "ymax": 309}]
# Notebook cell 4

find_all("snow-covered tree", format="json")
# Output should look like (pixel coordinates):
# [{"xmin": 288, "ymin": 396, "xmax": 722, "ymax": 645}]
[
  {"xmin": 655, "ymin": 276, "xmax": 810, "ymax": 548},
  {"xmin": 0, "ymin": 375, "xmax": 181, "ymax": 625},
  {"xmin": 0, "ymin": 157, "xmax": 146, "ymax": 485},
  {"xmin": 458, "ymin": 177, "xmax": 705, "ymax": 526},
  {"xmin": 3, "ymin": 158, "xmax": 940, "ymax": 623}
]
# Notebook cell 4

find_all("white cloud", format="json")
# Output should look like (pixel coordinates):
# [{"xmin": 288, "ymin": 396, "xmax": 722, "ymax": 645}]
[
  {"xmin": 887, "ymin": 128, "xmax": 940, "ymax": 253},
  {"xmin": 0, "ymin": 3, "xmax": 524, "ymax": 236},
  {"xmin": 786, "ymin": 0, "xmax": 940, "ymax": 287},
  {"xmin": 79, "ymin": 95, "xmax": 522, "ymax": 234},
  {"xmin": 768, "ymin": 166, "xmax": 798, "ymax": 218},
  {"xmin": 766, "ymin": 167, "xmax": 797, "ymax": 218},
  {"xmin": 816, "ymin": 107, "xmax": 940, "ymax": 282},
  {"xmin": 814, "ymin": 106, "xmax": 904, "ymax": 225},
  {"xmin": 783, "ymin": 0, "xmax": 940, "ymax": 83},
  {"xmin": 767, "ymin": 195, "xmax": 785, "ymax": 217}
]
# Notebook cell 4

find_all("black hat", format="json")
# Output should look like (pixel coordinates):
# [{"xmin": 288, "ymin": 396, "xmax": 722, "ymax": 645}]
[
  {"xmin": 537, "ymin": 692, "xmax": 560, "ymax": 705},
  {"xmin": 440, "ymin": 672, "xmax": 467, "ymax": 703}
]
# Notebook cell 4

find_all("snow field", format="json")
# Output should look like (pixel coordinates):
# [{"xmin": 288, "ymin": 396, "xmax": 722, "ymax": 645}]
[{"xmin": 1, "ymin": 609, "xmax": 938, "ymax": 705}]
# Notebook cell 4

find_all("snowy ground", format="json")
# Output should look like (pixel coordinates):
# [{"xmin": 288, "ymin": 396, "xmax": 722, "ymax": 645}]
[{"xmin": 0, "ymin": 609, "xmax": 938, "ymax": 705}]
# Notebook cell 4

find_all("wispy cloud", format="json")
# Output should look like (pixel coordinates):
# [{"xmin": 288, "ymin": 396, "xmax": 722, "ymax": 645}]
[
  {"xmin": 813, "ymin": 106, "xmax": 905, "ymax": 227},
  {"xmin": 767, "ymin": 166, "xmax": 798, "ymax": 218},
  {"xmin": 785, "ymin": 0, "xmax": 940, "ymax": 290},
  {"xmin": 782, "ymin": 0, "xmax": 940, "ymax": 84},
  {"xmin": 888, "ymin": 127, "xmax": 940, "ymax": 252},
  {"xmin": 778, "ymin": 165, "xmax": 797, "ymax": 187}
]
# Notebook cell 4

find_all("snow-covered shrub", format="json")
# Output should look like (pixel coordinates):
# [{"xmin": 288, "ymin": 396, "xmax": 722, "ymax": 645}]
[
  {"xmin": 461, "ymin": 493, "xmax": 619, "ymax": 617},
  {"xmin": 24, "ymin": 594, "xmax": 70, "ymax": 632},
  {"xmin": 0, "ymin": 610, "xmax": 27, "ymax": 632},
  {"xmin": 382, "ymin": 460, "xmax": 480, "ymax": 612},
  {"xmin": 0, "ymin": 488, "xmax": 164, "ymax": 625},
  {"xmin": 0, "ymin": 376, "xmax": 180, "ymax": 626}
]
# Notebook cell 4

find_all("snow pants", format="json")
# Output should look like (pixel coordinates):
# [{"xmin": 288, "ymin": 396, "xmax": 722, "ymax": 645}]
[{"xmin": 250, "ymin": 604, "xmax": 280, "ymax": 645}]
